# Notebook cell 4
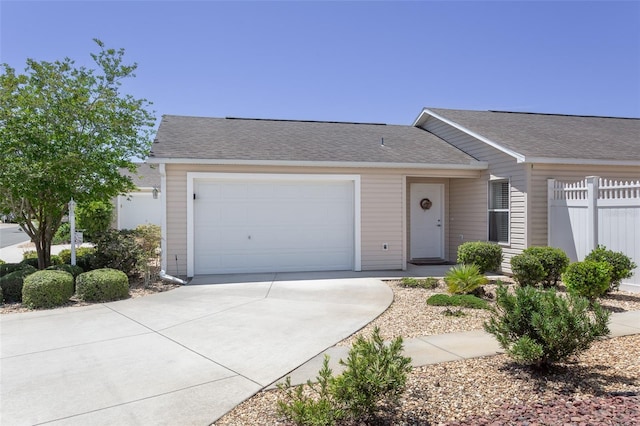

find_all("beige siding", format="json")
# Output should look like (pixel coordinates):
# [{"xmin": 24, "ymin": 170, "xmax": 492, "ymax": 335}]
[
  {"xmin": 361, "ymin": 174, "xmax": 403, "ymax": 270},
  {"xmin": 448, "ymin": 178, "xmax": 485, "ymax": 261},
  {"xmin": 422, "ymin": 117, "xmax": 528, "ymax": 272},
  {"xmin": 163, "ymin": 163, "xmax": 482, "ymax": 275},
  {"xmin": 530, "ymin": 164, "xmax": 640, "ymax": 247}
]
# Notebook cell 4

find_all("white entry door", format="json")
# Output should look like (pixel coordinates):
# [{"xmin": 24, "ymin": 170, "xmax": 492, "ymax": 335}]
[{"xmin": 410, "ymin": 183, "xmax": 444, "ymax": 259}]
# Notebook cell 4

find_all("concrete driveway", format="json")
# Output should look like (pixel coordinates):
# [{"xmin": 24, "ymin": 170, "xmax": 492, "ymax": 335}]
[{"xmin": 0, "ymin": 276, "xmax": 392, "ymax": 425}]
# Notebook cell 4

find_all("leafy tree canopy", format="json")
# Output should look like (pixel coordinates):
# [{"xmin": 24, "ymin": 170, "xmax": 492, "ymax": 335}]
[{"xmin": 0, "ymin": 39, "xmax": 155, "ymax": 268}]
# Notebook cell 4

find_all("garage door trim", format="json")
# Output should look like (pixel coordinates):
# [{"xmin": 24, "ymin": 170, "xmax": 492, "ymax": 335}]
[{"xmin": 186, "ymin": 172, "xmax": 361, "ymax": 277}]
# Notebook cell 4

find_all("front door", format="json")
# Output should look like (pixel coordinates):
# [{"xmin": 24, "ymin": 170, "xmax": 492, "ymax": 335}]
[{"xmin": 410, "ymin": 183, "xmax": 444, "ymax": 259}]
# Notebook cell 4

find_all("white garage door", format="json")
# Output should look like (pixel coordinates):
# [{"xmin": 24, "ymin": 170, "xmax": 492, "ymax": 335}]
[{"xmin": 193, "ymin": 178, "xmax": 355, "ymax": 274}]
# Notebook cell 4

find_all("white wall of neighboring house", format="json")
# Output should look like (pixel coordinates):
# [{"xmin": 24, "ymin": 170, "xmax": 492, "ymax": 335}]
[{"xmin": 117, "ymin": 188, "xmax": 161, "ymax": 230}]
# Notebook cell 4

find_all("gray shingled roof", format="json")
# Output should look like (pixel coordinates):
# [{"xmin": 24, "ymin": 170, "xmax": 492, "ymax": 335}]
[
  {"xmin": 120, "ymin": 163, "xmax": 160, "ymax": 188},
  {"xmin": 427, "ymin": 108, "xmax": 640, "ymax": 162},
  {"xmin": 150, "ymin": 115, "xmax": 482, "ymax": 166}
]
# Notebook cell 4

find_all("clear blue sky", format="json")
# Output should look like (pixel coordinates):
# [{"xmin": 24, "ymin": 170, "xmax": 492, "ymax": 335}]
[{"xmin": 2, "ymin": 1, "xmax": 639, "ymax": 127}]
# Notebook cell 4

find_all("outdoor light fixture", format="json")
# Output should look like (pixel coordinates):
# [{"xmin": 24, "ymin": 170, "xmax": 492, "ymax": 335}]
[{"xmin": 152, "ymin": 187, "xmax": 159, "ymax": 199}]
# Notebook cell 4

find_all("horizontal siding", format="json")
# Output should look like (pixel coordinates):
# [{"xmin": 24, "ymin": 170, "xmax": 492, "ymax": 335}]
[
  {"xmin": 530, "ymin": 164, "xmax": 640, "ymax": 247},
  {"xmin": 164, "ymin": 164, "xmax": 477, "ymax": 274},
  {"xmin": 361, "ymin": 174, "xmax": 403, "ymax": 270},
  {"xmin": 448, "ymin": 177, "xmax": 486, "ymax": 261},
  {"xmin": 423, "ymin": 117, "xmax": 528, "ymax": 273}
]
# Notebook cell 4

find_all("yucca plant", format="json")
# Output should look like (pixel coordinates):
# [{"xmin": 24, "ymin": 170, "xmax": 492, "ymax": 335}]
[{"xmin": 444, "ymin": 264, "xmax": 488, "ymax": 295}]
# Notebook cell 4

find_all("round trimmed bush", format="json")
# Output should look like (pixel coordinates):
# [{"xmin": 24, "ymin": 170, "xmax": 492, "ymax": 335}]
[
  {"xmin": 511, "ymin": 253, "xmax": 545, "ymax": 287},
  {"xmin": 522, "ymin": 247, "xmax": 570, "ymax": 288},
  {"xmin": 22, "ymin": 270, "xmax": 74, "ymax": 309},
  {"xmin": 585, "ymin": 245, "xmax": 637, "ymax": 293},
  {"xmin": 0, "ymin": 265, "xmax": 37, "ymax": 303},
  {"xmin": 563, "ymin": 260, "xmax": 611, "ymax": 300},
  {"xmin": 76, "ymin": 268, "xmax": 129, "ymax": 302},
  {"xmin": 457, "ymin": 241, "xmax": 503, "ymax": 273}
]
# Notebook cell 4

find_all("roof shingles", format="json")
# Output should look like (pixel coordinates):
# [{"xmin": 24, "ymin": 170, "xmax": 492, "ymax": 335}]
[
  {"xmin": 151, "ymin": 115, "xmax": 480, "ymax": 166},
  {"xmin": 427, "ymin": 108, "xmax": 640, "ymax": 162}
]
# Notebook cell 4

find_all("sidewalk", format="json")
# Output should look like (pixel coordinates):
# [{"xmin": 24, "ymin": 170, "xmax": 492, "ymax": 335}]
[
  {"xmin": 0, "ymin": 241, "xmax": 93, "ymax": 263},
  {"xmin": 278, "ymin": 309, "xmax": 640, "ymax": 388}
]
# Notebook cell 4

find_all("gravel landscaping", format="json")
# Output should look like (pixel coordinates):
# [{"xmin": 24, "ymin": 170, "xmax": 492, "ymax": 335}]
[{"xmin": 215, "ymin": 279, "xmax": 640, "ymax": 425}]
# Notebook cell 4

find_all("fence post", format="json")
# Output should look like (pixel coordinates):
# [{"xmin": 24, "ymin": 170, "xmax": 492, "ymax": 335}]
[{"xmin": 586, "ymin": 176, "xmax": 599, "ymax": 252}]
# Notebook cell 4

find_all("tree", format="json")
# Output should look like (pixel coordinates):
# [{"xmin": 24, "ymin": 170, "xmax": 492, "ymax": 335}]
[{"xmin": 0, "ymin": 39, "xmax": 155, "ymax": 269}]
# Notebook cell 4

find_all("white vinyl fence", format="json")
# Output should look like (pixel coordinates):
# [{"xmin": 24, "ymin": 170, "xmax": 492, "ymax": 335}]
[{"xmin": 548, "ymin": 176, "xmax": 640, "ymax": 288}]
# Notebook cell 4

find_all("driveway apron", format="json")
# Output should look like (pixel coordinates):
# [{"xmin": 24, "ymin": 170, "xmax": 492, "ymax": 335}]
[{"xmin": 0, "ymin": 277, "xmax": 392, "ymax": 425}]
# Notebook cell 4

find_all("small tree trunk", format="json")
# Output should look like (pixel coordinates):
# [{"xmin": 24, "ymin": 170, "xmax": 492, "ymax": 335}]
[{"xmin": 34, "ymin": 229, "xmax": 52, "ymax": 269}]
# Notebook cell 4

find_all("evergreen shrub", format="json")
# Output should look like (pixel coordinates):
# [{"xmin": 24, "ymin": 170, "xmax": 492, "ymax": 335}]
[
  {"xmin": 426, "ymin": 293, "xmax": 489, "ymax": 310},
  {"xmin": 584, "ymin": 245, "xmax": 637, "ymax": 293},
  {"xmin": 484, "ymin": 284, "xmax": 609, "ymax": 367},
  {"xmin": 457, "ymin": 241, "xmax": 503, "ymax": 273},
  {"xmin": 76, "ymin": 268, "xmax": 129, "ymax": 302},
  {"xmin": 277, "ymin": 327, "xmax": 412, "ymax": 425},
  {"xmin": 563, "ymin": 260, "xmax": 611, "ymax": 300},
  {"xmin": 522, "ymin": 246, "xmax": 570, "ymax": 288},
  {"xmin": 22, "ymin": 270, "xmax": 74, "ymax": 309},
  {"xmin": 0, "ymin": 265, "xmax": 37, "ymax": 303},
  {"xmin": 510, "ymin": 253, "xmax": 545, "ymax": 287}
]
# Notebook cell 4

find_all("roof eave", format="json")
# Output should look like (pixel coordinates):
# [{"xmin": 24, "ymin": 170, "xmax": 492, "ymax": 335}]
[
  {"xmin": 413, "ymin": 108, "xmax": 527, "ymax": 163},
  {"xmin": 521, "ymin": 157, "xmax": 640, "ymax": 166},
  {"xmin": 146, "ymin": 157, "xmax": 488, "ymax": 170}
]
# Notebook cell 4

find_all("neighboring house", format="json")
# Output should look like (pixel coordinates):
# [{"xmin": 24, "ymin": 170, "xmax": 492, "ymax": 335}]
[
  {"xmin": 116, "ymin": 163, "xmax": 162, "ymax": 230},
  {"xmin": 148, "ymin": 109, "xmax": 640, "ymax": 278}
]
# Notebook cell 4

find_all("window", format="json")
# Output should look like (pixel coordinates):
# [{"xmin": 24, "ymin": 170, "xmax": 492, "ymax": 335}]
[{"xmin": 488, "ymin": 180, "xmax": 509, "ymax": 243}]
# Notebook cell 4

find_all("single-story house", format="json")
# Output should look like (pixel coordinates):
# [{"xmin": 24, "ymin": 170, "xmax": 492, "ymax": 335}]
[
  {"xmin": 115, "ymin": 163, "xmax": 162, "ymax": 230},
  {"xmin": 148, "ymin": 109, "xmax": 640, "ymax": 278}
]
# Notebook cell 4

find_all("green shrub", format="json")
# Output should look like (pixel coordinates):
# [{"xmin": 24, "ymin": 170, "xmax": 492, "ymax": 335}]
[
  {"xmin": 77, "ymin": 200, "xmax": 113, "ymax": 241},
  {"xmin": 0, "ymin": 265, "xmax": 37, "ymax": 303},
  {"xmin": 134, "ymin": 224, "xmax": 161, "ymax": 257},
  {"xmin": 426, "ymin": 293, "xmax": 489, "ymax": 310},
  {"xmin": 277, "ymin": 328, "xmax": 412, "ymax": 424},
  {"xmin": 90, "ymin": 230, "xmax": 144, "ymax": 276},
  {"xmin": 22, "ymin": 250, "xmax": 62, "ymax": 266},
  {"xmin": 19, "ymin": 256, "xmax": 40, "ymax": 268},
  {"xmin": 331, "ymin": 327, "xmax": 412, "ymax": 421},
  {"xmin": 0, "ymin": 259, "xmax": 5, "ymax": 265},
  {"xmin": 510, "ymin": 253, "xmax": 545, "ymax": 287},
  {"xmin": 1, "ymin": 263, "xmax": 26, "ymax": 277},
  {"xmin": 483, "ymin": 284, "xmax": 610, "ymax": 368},
  {"xmin": 457, "ymin": 241, "xmax": 503, "ymax": 273},
  {"xmin": 399, "ymin": 277, "xmax": 439, "ymax": 289},
  {"xmin": 46, "ymin": 264, "xmax": 84, "ymax": 278},
  {"xmin": 277, "ymin": 356, "xmax": 341, "ymax": 426},
  {"xmin": 563, "ymin": 260, "xmax": 611, "ymax": 300},
  {"xmin": 585, "ymin": 245, "xmax": 637, "ymax": 292},
  {"xmin": 76, "ymin": 268, "xmax": 129, "ymax": 302},
  {"xmin": 522, "ymin": 247, "xmax": 570, "ymax": 288},
  {"xmin": 0, "ymin": 286, "xmax": 3, "ymax": 304},
  {"xmin": 22, "ymin": 270, "xmax": 74, "ymax": 309},
  {"xmin": 58, "ymin": 247, "xmax": 96, "ymax": 272},
  {"xmin": 52, "ymin": 222, "xmax": 71, "ymax": 244},
  {"xmin": 444, "ymin": 264, "xmax": 488, "ymax": 295}
]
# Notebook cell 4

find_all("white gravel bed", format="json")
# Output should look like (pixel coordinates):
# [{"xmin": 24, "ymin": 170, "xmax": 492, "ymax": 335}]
[{"xmin": 214, "ymin": 279, "xmax": 640, "ymax": 425}]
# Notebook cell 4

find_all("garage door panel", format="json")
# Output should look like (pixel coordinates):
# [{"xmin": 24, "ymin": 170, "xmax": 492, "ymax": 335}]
[{"xmin": 194, "ymin": 178, "xmax": 355, "ymax": 274}]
